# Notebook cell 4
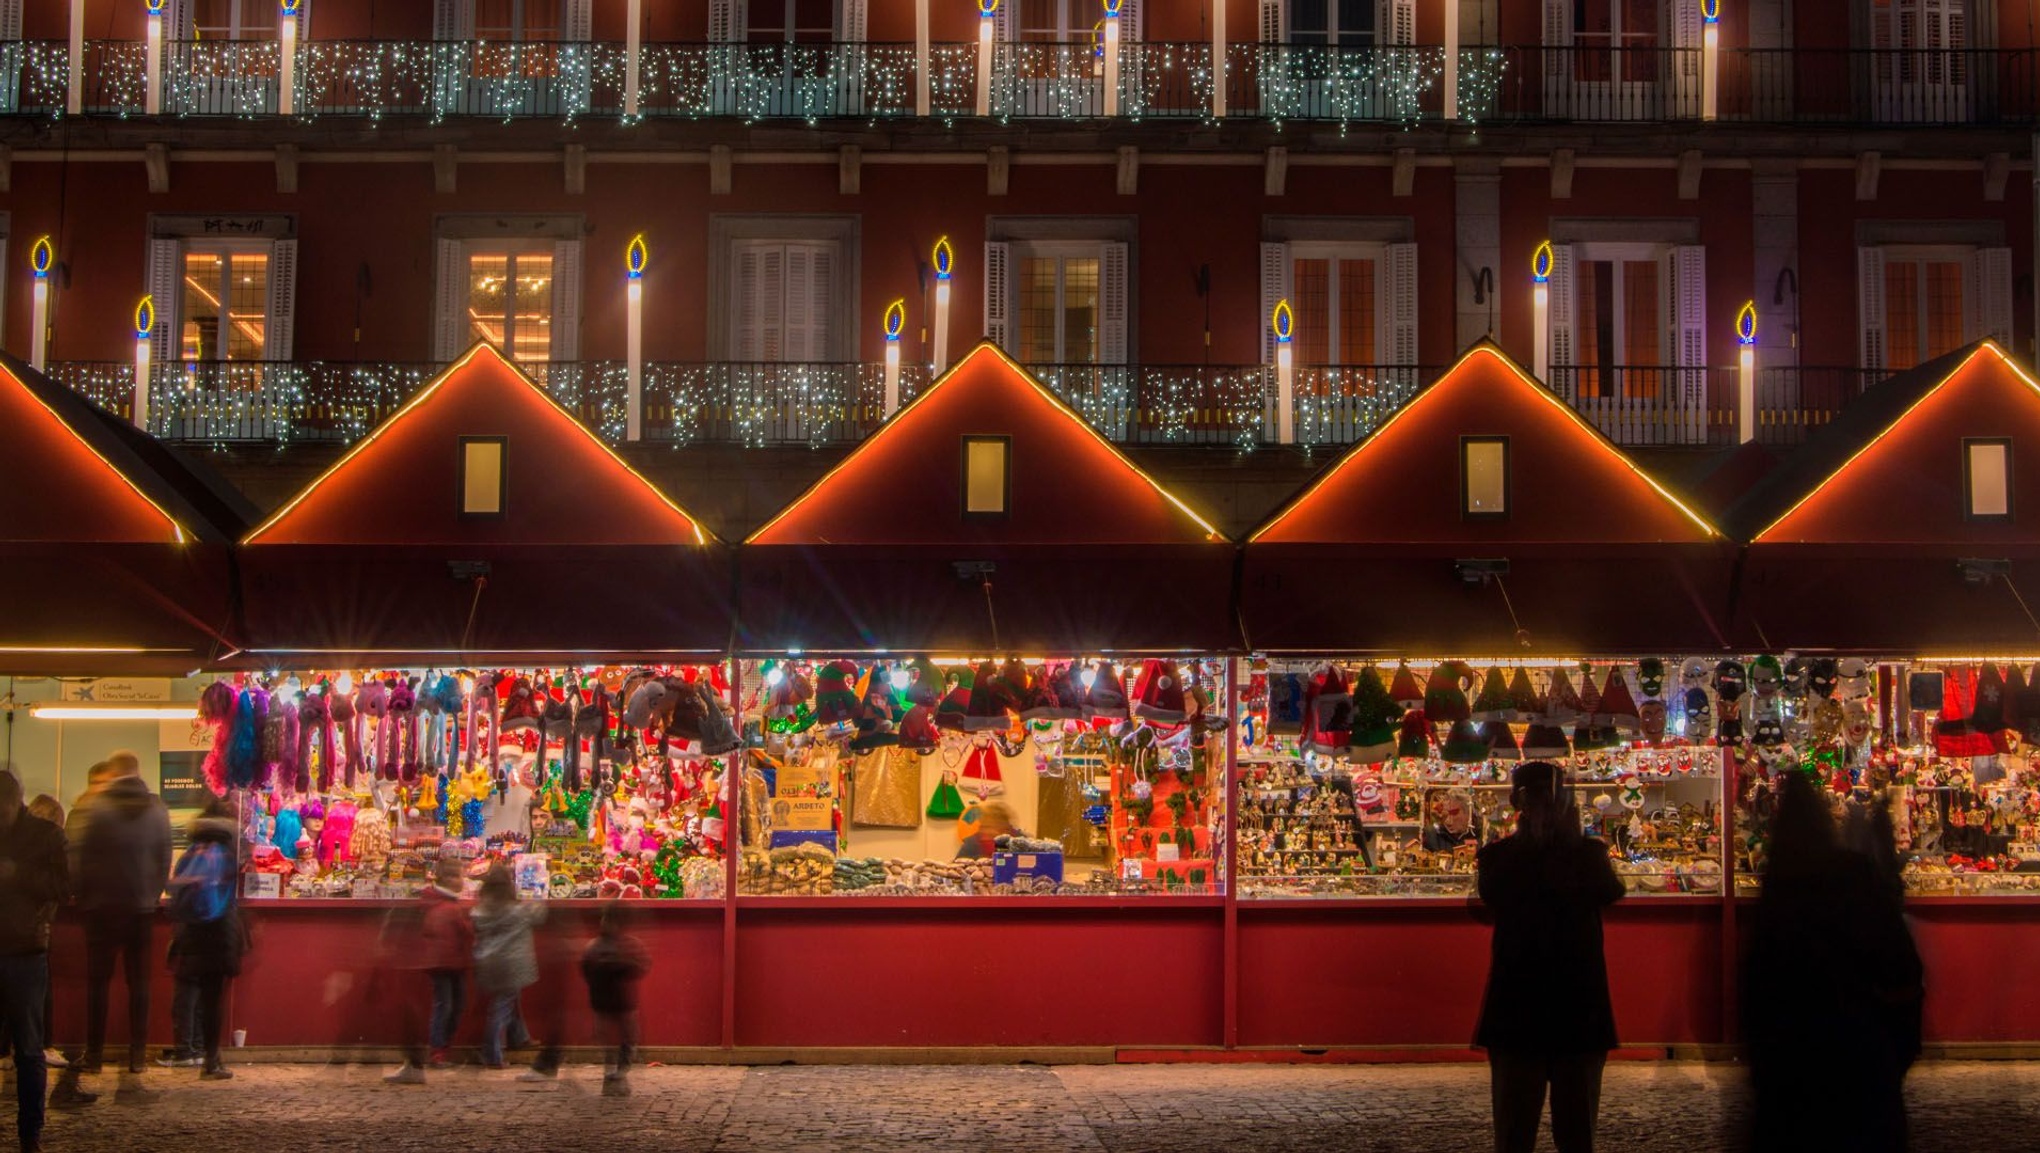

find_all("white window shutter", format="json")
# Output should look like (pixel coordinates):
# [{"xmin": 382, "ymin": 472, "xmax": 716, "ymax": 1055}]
[
  {"xmin": 1547, "ymin": 243, "xmax": 1577, "ymax": 372},
  {"xmin": 1099, "ymin": 241, "xmax": 1130, "ymax": 366},
  {"xmin": 433, "ymin": 238, "xmax": 467, "ymax": 361},
  {"xmin": 1119, "ymin": 0, "xmax": 1142, "ymax": 41},
  {"xmin": 984, "ymin": 241, "xmax": 1011, "ymax": 351},
  {"xmin": 1858, "ymin": 246, "xmax": 1888, "ymax": 373},
  {"xmin": 564, "ymin": 0, "xmax": 593, "ymax": 40},
  {"xmin": 146, "ymin": 239, "xmax": 181, "ymax": 366},
  {"xmin": 1543, "ymin": 0, "xmax": 1571, "ymax": 46},
  {"xmin": 759, "ymin": 246, "xmax": 787, "ymax": 361},
  {"xmin": 161, "ymin": 0, "xmax": 192, "ymax": 39},
  {"xmin": 1383, "ymin": 242, "xmax": 1419, "ymax": 367},
  {"xmin": 1261, "ymin": 0, "xmax": 1284, "ymax": 42},
  {"xmin": 551, "ymin": 239, "xmax": 583, "ymax": 362},
  {"xmin": 995, "ymin": 2, "xmax": 1018, "ymax": 43},
  {"xmin": 0, "ymin": 0, "xmax": 22, "ymax": 40},
  {"xmin": 1971, "ymin": 247, "xmax": 2015, "ymax": 347},
  {"xmin": 709, "ymin": 0, "xmax": 746, "ymax": 42},
  {"xmin": 433, "ymin": 0, "xmax": 473, "ymax": 40},
  {"xmin": 1670, "ymin": 0, "xmax": 1702, "ymax": 115},
  {"xmin": 1670, "ymin": 244, "xmax": 1706, "ymax": 369},
  {"xmin": 732, "ymin": 245, "xmax": 764, "ymax": 362},
  {"xmin": 1383, "ymin": 0, "xmax": 1416, "ymax": 45},
  {"xmin": 265, "ymin": 239, "xmax": 298, "ymax": 361},
  {"xmin": 839, "ymin": 0, "xmax": 868, "ymax": 42},
  {"xmin": 782, "ymin": 243, "xmax": 833, "ymax": 362},
  {"xmin": 1259, "ymin": 241, "xmax": 1291, "ymax": 365}
]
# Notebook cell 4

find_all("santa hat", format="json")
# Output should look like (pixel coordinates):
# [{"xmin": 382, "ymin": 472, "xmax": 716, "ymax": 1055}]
[
  {"xmin": 1388, "ymin": 662, "xmax": 1425, "ymax": 711},
  {"xmin": 897, "ymin": 704, "xmax": 940, "ymax": 753},
  {"xmin": 1471, "ymin": 667, "xmax": 1513, "ymax": 722},
  {"xmin": 964, "ymin": 661, "xmax": 1014, "ymax": 732},
  {"xmin": 1347, "ymin": 665, "xmax": 1401, "ymax": 765},
  {"xmin": 1424, "ymin": 661, "xmax": 1474, "ymax": 723},
  {"xmin": 1035, "ymin": 662, "xmax": 1087, "ymax": 721},
  {"xmin": 992, "ymin": 659, "xmax": 1032, "ymax": 713},
  {"xmin": 848, "ymin": 674, "xmax": 900, "ymax": 755},
  {"xmin": 903, "ymin": 656, "xmax": 944, "ymax": 710},
  {"xmin": 1132, "ymin": 659, "xmax": 1188, "ymax": 725},
  {"xmin": 1301, "ymin": 664, "xmax": 1353, "ymax": 754},
  {"xmin": 1575, "ymin": 666, "xmax": 1602, "ymax": 719},
  {"xmin": 1482, "ymin": 719, "xmax": 1522, "ymax": 761},
  {"xmin": 1441, "ymin": 718, "xmax": 1490, "ymax": 763},
  {"xmin": 1016, "ymin": 663, "xmax": 1064, "ymax": 721},
  {"xmin": 934, "ymin": 667, "xmax": 973, "ymax": 731},
  {"xmin": 1596, "ymin": 666, "xmax": 1641, "ymax": 735},
  {"xmin": 1507, "ymin": 667, "xmax": 1540, "ymax": 721},
  {"xmin": 1085, "ymin": 661, "xmax": 1129, "ymax": 720},
  {"xmin": 1395, "ymin": 710, "xmax": 1432, "ymax": 759},
  {"xmin": 1935, "ymin": 665, "xmax": 1998, "ymax": 757},
  {"xmin": 812, "ymin": 660, "xmax": 862, "ymax": 727},
  {"xmin": 1545, "ymin": 667, "xmax": 1585, "ymax": 725},
  {"xmin": 498, "ymin": 677, "xmax": 538, "ymax": 731},
  {"xmin": 1520, "ymin": 720, "xmax": 1570, "ymax": 759}
]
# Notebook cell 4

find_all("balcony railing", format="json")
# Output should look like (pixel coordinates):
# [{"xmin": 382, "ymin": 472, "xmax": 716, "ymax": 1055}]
[
  {"xmin": 9, "ymin": 38, "xmax": 2034, "ymax": 125},
  {"xmin": 1548, "ymin": 363, "xmax": 1885, "ymax": 447}
]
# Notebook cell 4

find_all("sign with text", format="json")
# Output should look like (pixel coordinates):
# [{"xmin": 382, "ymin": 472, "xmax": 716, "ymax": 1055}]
[{"xmin": 59, "ymin": 678, "xmax": 171, "ymax": 703}]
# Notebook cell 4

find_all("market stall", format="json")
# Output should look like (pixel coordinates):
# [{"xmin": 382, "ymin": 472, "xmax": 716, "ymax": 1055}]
[
  {"xmin": 212, "ymin": 344, "xmax": 735, "ymax": 1049},
  {"xmin": 734, "ymin": 342, "xmax": 1238, "ymax": 1047},
  {"xmin": 1726, "ymin": 339, "xmax": 2040, "ymax": 1045},
  {"xmin": 1236, "ymin": 344, "xmax": 1741, "ymax": 1049}
]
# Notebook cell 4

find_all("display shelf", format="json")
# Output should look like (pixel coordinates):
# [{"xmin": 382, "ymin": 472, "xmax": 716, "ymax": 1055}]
[{"xmin": 735, "ymin": 894, "xmax": 1228, "ymax": 911}]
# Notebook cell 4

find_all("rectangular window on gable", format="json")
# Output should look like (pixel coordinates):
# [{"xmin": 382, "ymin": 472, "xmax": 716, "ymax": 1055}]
[
  {"xmin": 460, "ymin": 436, "xmax": 507, "ymax": 517},
  {"xmin": 1965, "ymin": 437, "xmax": 2011, "ymax": 521},
  {"xmin": 1462, "ymin": 436, "xmax": 1509, "ymax": 520},
  {"xmin": 963, "ymin": 435, "xmax": 1011, "ymax": 518}
]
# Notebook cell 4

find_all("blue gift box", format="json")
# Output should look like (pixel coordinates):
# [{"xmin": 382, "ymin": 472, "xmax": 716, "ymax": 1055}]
[{"xmin": 992, "ymin": 851, "xmax": 1064, "ymax": 885}]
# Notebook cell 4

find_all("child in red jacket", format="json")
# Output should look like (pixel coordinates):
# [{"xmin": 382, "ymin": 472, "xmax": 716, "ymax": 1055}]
[{"xmin": 386, "ymin": 857, "xmax": 473, "ymax": 1083}]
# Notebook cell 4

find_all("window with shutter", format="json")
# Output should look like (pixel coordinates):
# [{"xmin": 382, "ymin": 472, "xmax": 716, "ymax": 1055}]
[
  {"xmin": 147, "ymin": 239, "xmax": 181, "ymax": 370},
  {"xmin": 731, "ymin": 241, "xmax": 838, "ymax": 362},
  {"xmin": 1871, "ymin": 245, "xmax": 1974, "ymax": 371},
  {"xmin": 1261, "ymin": 0, "xmax": 1285, "ymax": 42},
  {"xmin": 708, "ymin": 0, "xmax": 748, "ymax": 42},
  {"xmin": 190, "ymin": 0, "xmax": 275, "ymax": 38},
  {"xmin": 434, "ymin": 0, "xmax": 475, "ymax": 40},
  {"xmin": 265, "ymin": 238, "xmax": 298, "ymax": 361},
  {"xmin": 1546, "ymin": 242, "xmax": 1577, "ymax": 380},
  {"xmin": 550, "ymin": 238, "xmax": 582, "ymax": 362},
  {"xmin": 748, "ymin": 0, "xmax": 835, "ymax": 43},
  {"xmin": 984, "ymin": 241, "xmax": 1012, "ymax": 351},
  {"xmin": 1260, "ymin": 242, "xmax": 1292, "ymax": 366},
  {"xmin": 439, "ymin": 240, "xmax": 557, "ymax": 364},
  {"xmin": 0, "ymin": 0, "xmax": 21, "ymax": 41},
  {"xmin": 1006, "ymin": 242, "xmax": 1123, "ymax": 366},
  {"xmin": 1099, "ymin": 242, "xmax": 1129, "ymax": 366},
  {"xmin": 1975, "ymin": 247, "xmax": 2015, "ymax": 346},
  {"xmin": 1871, "ymin": 0, "xmax": 1971, "ymax": 120},
  {"xmin": 1857, "ymin": 246, "xmax": 1888, "ymax": 373}
]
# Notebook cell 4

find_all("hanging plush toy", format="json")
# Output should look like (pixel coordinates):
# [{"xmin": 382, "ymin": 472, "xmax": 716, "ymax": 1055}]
[
  {"xmin": 199, "ymin": 681, "xmax": 237, "ymax": 796},
  {"xmin": 226, "ymin": 687, "xmax": 265, "ymax": 791}
]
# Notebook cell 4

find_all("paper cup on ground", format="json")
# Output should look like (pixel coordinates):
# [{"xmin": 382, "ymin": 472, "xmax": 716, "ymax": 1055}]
[{"xmin": 232, "ymin": 1029, "xmax": 246, "ymax": 1048}]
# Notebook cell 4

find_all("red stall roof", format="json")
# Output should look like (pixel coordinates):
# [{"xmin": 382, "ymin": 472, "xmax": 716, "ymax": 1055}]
[
  {"xmin": 1242, "ymin": 344, "xmax": 1736, "ymax": 656},
  {"xmin": 236, "ymin": 344, "xmax": 730, "ymax": 664},
  {"xmin": 740, "ymin": 342, "xmax": 1236, "ymax": 654},
  {"xmin": 1728, "ymin": 341, "xmax": 2040, "ymax": 653},
  {"xmin": 0, "ymin": 353, "xmax": 250, "ymax": 674}
]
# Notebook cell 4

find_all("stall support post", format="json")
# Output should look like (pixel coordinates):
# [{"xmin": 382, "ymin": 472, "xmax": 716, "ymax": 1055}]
[
  {"xmin": 29, "ymin": 238, "xmax": 51, "ymax": 372},
  {"xmin": 145, "ymin": 4, "xmax": 164, "ymax": 115},
  {"xmin": 626, "ymin": 235, "xmax": 647, "ymax": 441},
  {"xmin": 66, "ymin": 0, "xmax": 82, "ymax": 115},
  {"xmin": 625, "ymin": 0, "xmax": 643, "ymax": 118},
  {"xmin": 1701, "ymin": 2, "xmax": 1720, "ymax": 122},
  {"xmin": 1102, "ymin": 6, "xmax": 1121, "ymax": 117},
  {"xmin": 1443, "ymin": 0, "xmax": 1459, "ymax": 120},
  {"xmin": 1222, "ymin": 656, "xmax": 1241, "ymax": 1049},
  {"xmin": 723, "ymin": 658, "xmax": 742, "ymax": 1050},
  {"xmin": 914, "ymin": 0, "xmax": 931, "ymax": 116},
  {"xmin": 1210, "ymin": 0, "xmax": 1226, "ymax": 117},
  {"xmin": 278, "ymin": 3, "xmax": 299, "ymax": 116},
  {"xmin": 932, "ymin": 237, "xmax": 955, "ymax": 376},
  {"xmin": 976, "ymin": 8, "xmax": 994, "ymax": 116}
]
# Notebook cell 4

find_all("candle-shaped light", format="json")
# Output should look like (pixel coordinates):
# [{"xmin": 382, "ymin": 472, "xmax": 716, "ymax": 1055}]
[
  {"xmin": 1736, "ymin": 299, "xmax": 1758, "ymax": 445},
  {"xmin": 626, "ymin": 234, "xmax": 647, "ymax": 442},
  {"xmin": 883, "ymin": 299, "xmax": 907, "ymax": 417},
  {"xmin": 132, "ymin": 295, "xmax": 155, "ymax": 430},
  {"xmin": 931, "ymin": 236, "xmax": 954, "ymax": 375},
  {"xmin": 977, "ymin": 0, "xmax": 998, "ymax": 117},
  {"xmin": 29, "ymin": 237, "xmax": 52, "ymax": 371},
  {"xmin": 279, "ymin": 0, "xmax": 300, "ymax": 115},
  {"xmin": 1101, "ymin": 0, "xmax": 1122, "ymax": 117},
  {"xmin": 1701, "ymin": 0, "xmax": 1720, "ymax": 121},
  {"xmin": 145, "ymin": 0, "xmax": 164, "ymax": 115},
  {"xmin": 1531, "ymin": 240, "xmax": 1553, "ymax": 382},
  {"xmin": 1272, "ymin": 299, "xmax": 1295, "ymax": 445}
]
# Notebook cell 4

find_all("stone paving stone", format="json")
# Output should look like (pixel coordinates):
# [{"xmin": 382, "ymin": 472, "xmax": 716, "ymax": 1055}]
[{"xmin": 19, "ymin": 1060, "xmax": 2040, "ymax": 1152}]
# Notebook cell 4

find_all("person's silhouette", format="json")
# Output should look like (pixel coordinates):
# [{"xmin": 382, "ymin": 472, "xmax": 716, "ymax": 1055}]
[{"xmin": 1475, "ymin": 761, "xmax": 1624, "ymax": 1153}]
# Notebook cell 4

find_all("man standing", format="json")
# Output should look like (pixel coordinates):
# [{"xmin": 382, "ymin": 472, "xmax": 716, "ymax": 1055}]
[
  {"xmin": 0, "ymin": 769, "xmax": 71, "ymax": 1152},
  {"xmin": 67, "ymin": 751, "xmax": 171, "ymax": 1078}
]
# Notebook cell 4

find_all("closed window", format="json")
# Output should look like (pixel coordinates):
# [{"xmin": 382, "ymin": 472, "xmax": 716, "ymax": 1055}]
[
  {"xmin": 192, "ymin": 0, "xmax": 277, "ymax": 38},
  {"xmin": 465, "ymin": 247, "xmax": 555, "ymax": 365},
  {"xmin": 963, "ymin": 436, "xmax": 1011, "ymax": 517},
  {"xmin": 1017, "ymin": 0, "xmax": 1089, "ymax": 41},
  {"xmin": 475, "ymin": 0, "xmax": 561, "ymax": 39},
  {"xmin": 179, "ymin": 247, "xmax": 270, "ymax": 362},
  {"xmin": 1462, "ymin": 437, "xmax": 1510, "ymax": 519},
  {"xmin": 1016, "ymin": 251, "xmax": 1101, "ymax": 365},
  {"xmin": 732, "ymin": 241, "xmax": 837, "ymax": 363},
  {"xmin": 1859, "ymin": 244, "xmax": 2011, "ymax": 372},
  {"xmin": 1882, "ymin": 257, "xmax": 1965, "ymax": 371},
  {"xmin": 1571, "ymin": 0, "xmax": 1661, "ymax": 82},
  {"xmin": 1574, "ymin": 256, "xmax": 1662, "ymax": 397},
  {"xmin": 1289, "ymin": 0, "xmax": 1378, "ymax": 46},
  {"xmin": 1290, "ymin": 249, "xmax": 1379, "ymax": 366},
  {"xmin": 460, "ymin": 437, "xmax": 507, "ymax": 517},
  {"xmin": 1965, "ymin": 438, "xmax": 2011, "ymax": 521},
  {"xmin": 749, "ymin": 0, "xmax": 836, "ymax": 42}
]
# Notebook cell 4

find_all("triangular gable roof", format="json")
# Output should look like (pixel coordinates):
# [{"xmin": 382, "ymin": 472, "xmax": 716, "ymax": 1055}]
[
  {"xmin": 1251, "ymin": 343, "xmax": 1718, "ymax": 545},
  {"xmin": 1728, "ymin": 341, "xmax": 2037, "ymax": 545},
  {"xmin": 247, "ymin": 343, "xmax": 709, "ymax": 546},
  {"xmin": 748, "ymin": 342, "xmax": 1222, "ymax": 546},
  {"xmin": 0, "ymin": 355, "xmax": 243, "ymax": 545}
]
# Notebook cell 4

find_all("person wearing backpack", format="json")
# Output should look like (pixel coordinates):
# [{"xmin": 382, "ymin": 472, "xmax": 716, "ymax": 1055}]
[{"xmin": 165, "ymin": 800, "xmax": 244, "ymax": 1081}]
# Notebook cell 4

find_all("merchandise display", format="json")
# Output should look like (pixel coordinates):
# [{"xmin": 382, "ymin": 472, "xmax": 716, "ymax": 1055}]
[
  {"xmin": 196, "ymin": 665, "xmax": 734, "ymax": 901},
  {"xmin": 1237, "ymin": 658, "xmax": 1724, "ymax": 899},
  {"xmin": 735, "ymin": 656, "xmax": 1229, "ymax": 896},
  {"xmin": 1733, "ymin": 658, "xmax": 2040, "ymax": 896}
]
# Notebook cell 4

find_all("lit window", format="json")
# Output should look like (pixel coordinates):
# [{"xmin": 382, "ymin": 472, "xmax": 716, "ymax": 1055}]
[
  {"xmin": 1462, "ymin": 437, "xmax": 1509, "ymax": 520},
  {"xmin": 461, "ymin": 437, "xmax": 507, "ymax": 517},
  {"xmin": 467, "ymin": 249, "xmax": 553, "ymax": 365},
  {"xmin": 1965, "ymin": 438, "xmax": 2011, "ymax": 521},
  {"xmin": 180, "ymin": 248, "xmax": 269, "ymax": 362},
  {"xmin": 963, "ymin": 436, "xmax": 1010, "ymax": 518}
]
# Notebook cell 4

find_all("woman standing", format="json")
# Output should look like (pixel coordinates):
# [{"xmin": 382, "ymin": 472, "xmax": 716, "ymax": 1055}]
[
  {"xmin": 1474, "ymin": 761, "xmax": 1624, "ymax": 1153},
  {"xmin": 165, "ymin": 800, "xmax": 245, "ymax": 1080},
  {"xmin": 472, "ymin": 863, "xmax": 544, "ymax": 1069}
]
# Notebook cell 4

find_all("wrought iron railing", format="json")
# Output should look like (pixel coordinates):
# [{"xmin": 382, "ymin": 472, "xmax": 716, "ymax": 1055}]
[{"xmin": 1548, "ymin": 363, "xmax": 1888, "ymax": 447}]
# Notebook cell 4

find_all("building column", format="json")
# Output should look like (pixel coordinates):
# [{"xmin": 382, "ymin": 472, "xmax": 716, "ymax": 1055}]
[
  {"xmin": 1751, "ymin": 160, "xmax": 1799, "ymax": 372},
  {"xmin": 1454, "ymin": 157, "xmax": 1502, "ymax": 352}
]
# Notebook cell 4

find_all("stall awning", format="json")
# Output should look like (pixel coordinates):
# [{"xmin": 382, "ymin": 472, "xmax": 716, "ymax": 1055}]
[
  {"xmin": 1728, "ymin": 342, "xmax": 2040, "ymax": 653},
  {"xmin": 0, "ymin": 353, "xmax": 250, "ymax": 675},
  {"xmin": 1241, "ymin": 343, "xmax": 1734, "ymax": 656},
  {"xmin": 739, "ymin": 342, "xmax": 1236, "ymax": 654},
  {"xmin": 236, "ymin": 344, "xmax": 730, "ymax": 664}
]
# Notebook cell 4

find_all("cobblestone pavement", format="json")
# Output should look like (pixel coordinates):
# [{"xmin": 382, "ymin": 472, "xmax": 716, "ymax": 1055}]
[{"xmin": 22, "ymin": 1060, "xmax": 2040, "ymax": 1152}]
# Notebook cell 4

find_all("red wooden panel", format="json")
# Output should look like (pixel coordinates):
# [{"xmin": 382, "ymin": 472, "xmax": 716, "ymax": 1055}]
[{"xmin": 1906, "ymin": 905, "xmax": 2040, "ymax": 1044}]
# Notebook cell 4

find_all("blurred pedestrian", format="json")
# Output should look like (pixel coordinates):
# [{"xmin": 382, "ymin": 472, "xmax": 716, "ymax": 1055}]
[
  {"xmin": 472, "ymin": 863, "xmax": 543, "ymax": 1069},
  {"xmin": 164, "ymin": 799, "xmax": 244, "ymax": 1080},
  {"xmin": 67, "ymin": 751, "xmax": 170, "ymax": 1077},
  {"xmin": 580, "ymin": 902, "xmax": 648, "ymax": 1097},
  {"xmin": 0, "ymin": 769, "xmax": 71, "ymax": 1151},
  {"xmin": 1743, "ymin": 772, "xmax": 1922, "ymax": 1153},
  {"xmin": 385, "ymin": 856, "xmax": 472, "ymax": 1084},
  {"xmin": 1475, "ymin": 761, "xmax": 1624, "ymax": 1153},
  {"xmin": 20, "ymin": 797, "xmax": 64, "ymax": 1075}
]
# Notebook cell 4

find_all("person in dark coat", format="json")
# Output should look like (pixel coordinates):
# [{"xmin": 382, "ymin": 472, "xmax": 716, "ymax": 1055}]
[
  {"xmin": 165, "ymin": 802, "xmax": 245, "ymax": 1081},
  {"xmin": 1474, "ymin": 760, "xmax": 1625, "ymax": 1153},
  {"xmin": 1743, "ymin": 771, "xmax": 1923, "ymax": 1153},
  {"xmin": 580, "ymin": 902, "xmax": 649, "ymax": 1097},
  {"xmin": 66, "ymin": 751, "xmax": 171, "ymax": 1077},
  {"xmin": 0, "ymin": 769, "xmax": 70, "ymax": 1152}
]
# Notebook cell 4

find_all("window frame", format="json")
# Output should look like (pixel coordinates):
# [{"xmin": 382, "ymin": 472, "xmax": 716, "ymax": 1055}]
[
  {"xmin": 458, "ymin": 435, "xmax": 509, "ymax": 520},
  {"xmin": 1287, "ymin": 0, "xmax": 1379, "ymax": 46},
  {"xmin": 746, "ymin": 0, "xmax": 839, "ymax": 42},
  {"xmin": 1460, "ymin": 435, "xmax": 1511, "ymax": 521},
  {"xmin": 1010, "ymin": 239, "xmax": 1107, "ymax": 366},
  {"xmin": 1963, "ymin": 436, "xmax": 2013, "ymax": 523},
  {"xmin": 461, "ymin": 239, "xmax": 558, "ymax": 366},
  {"xmin": 176, "ymin": 239, "xmax": 274, "ymax": 364},
  {"xmin": 192, "ymin": 0, "xmax": 279, "ymax": 39},
  {"xmin": 961, "ymin": 434, "xmax": 1013, "ymax": 520},
  {"xmin": 1880, "ymin": 243, "xmax": 1973, "ymax": 372},
  {"xmin": 1288, "ymin": 240, "xmax": 1386, "ymax": 367}
]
